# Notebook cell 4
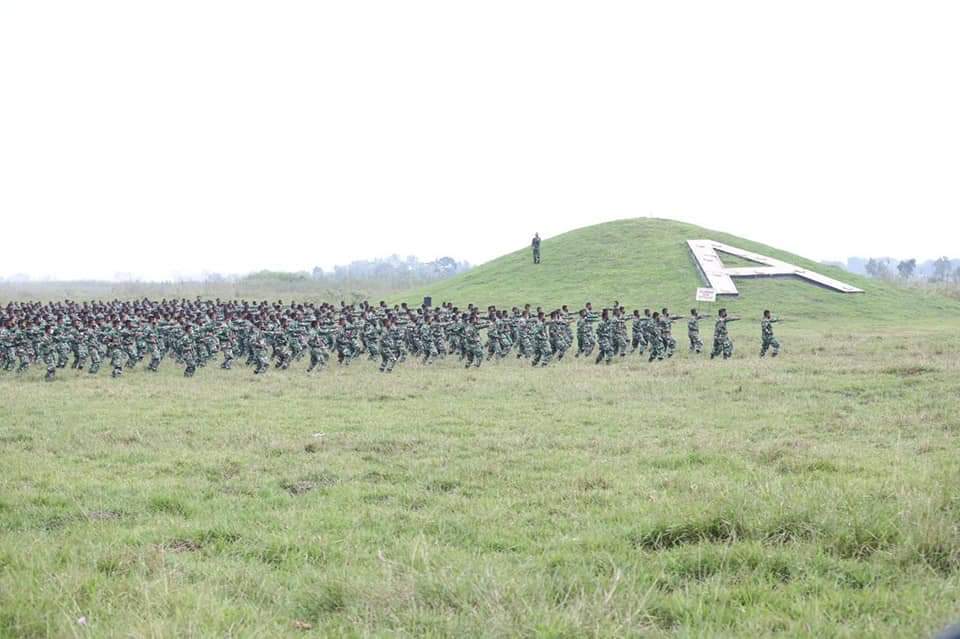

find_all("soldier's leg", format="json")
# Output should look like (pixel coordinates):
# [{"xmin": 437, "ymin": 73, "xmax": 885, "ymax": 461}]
[
  {"xmin": 110, "ymin": 348, "xmax": 124, "ymax": 377},
  {"xmin": 541, "ymin": 342, "xmax": 554, "ymax": 366},
  {"xmin": 88, "ymin": 348, "xmax": 101, "ymax": 374},
  {"xmin": 770, "ymin": 337, "xmax": 780, "ymax": 357},
  {"xmin": 149, "ymin": 346, "xmax": 162, "ymax": 371},
  {"xmin": 17, "ymin": 348, "xmax": 30, "ymax": 373},
  {"xmin": 184, "ymin": 354, "xmax": 197, "ymax": 377},
  {"xmin": 44, "ymin": 352, "xmax": 57, "ymax": 381},
  {"xmin": 723, "ymin": 338, "xmax": 734, "ymax": 360}
]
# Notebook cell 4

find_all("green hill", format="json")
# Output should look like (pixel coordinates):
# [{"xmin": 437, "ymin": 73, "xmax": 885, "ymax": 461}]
[{"xmin": 401, "ymin": 218, "xmax": 958, "ymax": 321}]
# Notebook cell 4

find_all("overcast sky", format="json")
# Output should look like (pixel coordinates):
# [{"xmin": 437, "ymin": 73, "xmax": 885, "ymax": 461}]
[{"xmin": 1, "ymin": 1, "xmax": 958, "ymax": 280}]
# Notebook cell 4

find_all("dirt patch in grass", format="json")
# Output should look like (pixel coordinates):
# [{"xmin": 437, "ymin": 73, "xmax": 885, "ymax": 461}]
[
  {"xmin": 882, "ymin": 366, "xmax": 938, "ymax": 377},
  {"xmin": 162, "ymin": 538, "xmax": 203, "ymax": 552},
  {"xmin": 87, "ymin": 510, "xmax": 122, "ymax": 522}
]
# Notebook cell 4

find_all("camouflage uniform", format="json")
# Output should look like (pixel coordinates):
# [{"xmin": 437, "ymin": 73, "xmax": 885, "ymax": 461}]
[
  {"xmin": 595, "ymin": 316, "xmax": 614, "ymax": 365},
  {"xmin": 531, "ymin": 318, "xmax": 553, "ymax": 367},
  {"xmin": 760, "ymin": 318, "xmax": 781, "ymax": 358},
  {"xmin": 688, "ymin": 316, "xmax": 704, "ymax": 354},
  {"xmin": 576, "ymin": 312, "xmax": 597, "ymax": 357},
  {"xmin": 711, "ymin": 317, "xmax": 735, "ymax": 360},
  {"xmin": 630, "ymin": 314, "xmax": 647, "ymax": 354}
]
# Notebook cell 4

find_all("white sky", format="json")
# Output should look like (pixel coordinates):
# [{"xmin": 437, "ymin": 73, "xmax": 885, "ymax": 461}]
[{"xmin": 1, "ymin": 1, "xmax": 958, "ymax": 281}]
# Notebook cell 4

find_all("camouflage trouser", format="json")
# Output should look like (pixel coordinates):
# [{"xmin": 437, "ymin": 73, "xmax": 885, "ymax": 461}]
[
  {"xmin": 517, "ymin": 334, "xmax": 533, "ymax": 358},
  {"xmin": 183, "ymin": 350, "xmax": 197, "ymax": 377},
  {"xmin": 422, "ymin": 340, "xmax": 439, "ymax": 364},
  {"xmin": 533, "ymin": 248, "xmax": 540, "ymax": 264},
  {"xmin": 336, "ymin": 342, "xmax": 355, "ymax": 365},
  {"xmin": 613, "ymin": 332, "xmax": 628, "ymax": 357},
  {"xmin": 711, "ymin": 337, "xmax": 733, "ymax": 360},
  {"xmin": 146, "ymin": 346, "xmax": 162, "ymax": 371},
  {"xmin": 577, "ymin": 332, "xmax": 595, "ymax": 357},
  {"xmin": 57, "ymin": 343, "xmax": 71, "ymax": 368},
  {"xmin": 275, "ymin": 346, "xmax": 292, "ymax": 369},
  {"xmin": 2, "ymin": 346, "xmax": 15, "ymax": 371},
  {"xmin": 662, "ymin": 335, "xmax": 677, "ymax": 358},
  {"xmin": 221, "ymin": 344, "xmax": 234, "ymax": 369},
  {"xmin": 631, "ymin": 332, "xmax": 647, "ymax": 354},
  {"xmin": 464, "ymin": 341, "xmax": 483, "ymax": 367},
  {"xmin": 434, "ymin": 336, "xmax": 447, "ymax": 358},
  {"xmin": 16, "ymin": 347, "xmax": 31, "ymax": 373},
  {"xmin": 646, "ymin": 334, "xmax": 664, "ymax": 361},
  {"xmin": 760, "ymin": 336, "xmax": 780, "ymax": 358},
  {"xmin": 485, "ymin": 336, "xmax": 500, "ymax": 360},
  {"xmin": 595, "ymin": 336, "xmax": 614, "ymax": 364},
  {"xmin": 72, "ymin": 343, "xmax": 89, "ymax": 369},
  {"xmin": 308, "ymin": 346, "xmax": 328, "ymax": 372},
  {"xmin": 197, "ymin": 342, "xmax": 209, "ymax": 365},
  {"xmin": 125, "ymin": 345, "xmax": 139, "ymax": 367},
  {"xmin": 550, "ymin": 335, "xmax": 568, "ymax": 361},
  {"xmin": 43, "ymin": 350, "xmax": 58, "ymax": 380},
  {"xmin": 688, "ymin": 331, "xmax": 703, "ymax": 353},
  {"xmin": 253, "ymin": 347, "xmax": 269, "ymax": 374},
  {"xmin": 110, "ymin": 348, "xmax": 126, "ymax": 377},
  {"xmin": 88, "ymin": 346, "xmax": 102, "ymax": 374},
  {"xmin": 380, "ymin": 345, "xmax": 399, "ymax": 373},
  {"xmin": 532, "ymin": 337, "xmax": 553, "ymax": 367}
]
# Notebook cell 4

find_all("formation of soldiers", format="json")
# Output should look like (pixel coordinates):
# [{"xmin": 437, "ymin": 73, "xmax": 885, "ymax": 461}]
[{"xmin": 0, "ymin": 299, "xmax": 782, "ymax": 381}]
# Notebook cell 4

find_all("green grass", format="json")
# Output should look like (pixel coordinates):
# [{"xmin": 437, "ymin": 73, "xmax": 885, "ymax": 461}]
[
  {"xmin": 399, "ymin": 218, "xmax": 960, "ymax": 321},
  {"xmin": 2, "ymin": 322, "xmax": 960, "ymax": 637}
]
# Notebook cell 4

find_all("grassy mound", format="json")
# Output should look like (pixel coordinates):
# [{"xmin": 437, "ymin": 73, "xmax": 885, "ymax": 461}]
[{"xmin": 401, "ymin": 218, "xmax": 957, "ymax": 321}]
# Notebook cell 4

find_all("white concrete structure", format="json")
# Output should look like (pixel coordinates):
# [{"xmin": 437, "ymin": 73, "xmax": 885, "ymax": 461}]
[{"xmin": 687, "ymin": 240, "xmax": 864, "ymax": 296}]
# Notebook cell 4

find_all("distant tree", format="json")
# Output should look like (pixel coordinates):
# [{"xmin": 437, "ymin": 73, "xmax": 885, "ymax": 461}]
[
  {"xmin": 930, "ymin": 257, "xmax": 952, "ymax": 283},
  {"xmin": 865, "ymin": 258, "xmax": 891, "ymax": 279},
  {"xmin": 432, "ymin": 257, "xmax": 460, "ymax": 277},
  {"xmin": 952, "ymin": 266, "xmax": 960, "ymax": 284},
  {"xmin": 897, "ymin": 259, "xmax": 917, "ymax": 280},
  {"xmin": 312, "ymin": 266, "xmax": 324, "ymax": 279}
]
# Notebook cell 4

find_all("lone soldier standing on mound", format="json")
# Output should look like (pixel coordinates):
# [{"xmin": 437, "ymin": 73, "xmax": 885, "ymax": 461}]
[{"xmin": 531, "ymin": 233, "xmax": 541, "ymax": 264}]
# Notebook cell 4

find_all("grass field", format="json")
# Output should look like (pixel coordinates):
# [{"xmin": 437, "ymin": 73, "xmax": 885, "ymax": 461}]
[{"xmin": 2, "ymin": 322, "xmax": 959, "ymax": 637}]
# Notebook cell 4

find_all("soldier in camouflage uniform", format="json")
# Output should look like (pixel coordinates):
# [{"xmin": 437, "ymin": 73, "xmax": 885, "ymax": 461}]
[
  {"xmin": 760, "ymin": 310, "xmax": 781, "ymax": 358},
  {"xmin": 710, "ymin": 308, "xmax": 740, "ymax": 360},
  {"xmin": 575, "ymin": 307, "xmax": 597, "ymax": 357},
  {"xmin": 0, "ymin": 320, "xmax": 16, "ymax": 372},
  {"xmin": 630, "ymin": 309, "xmax": 648, "ymax": 355},
  {"xmin": 658, "ymin": 308, "xmax": 682, "ymax": 359},
  {"xmin": 180, "ymin": 324, "xmax": 198, "ymax": 377},
  {"xmin": 378, "ymin": 317, "xmax": 399, "ymax": 373},
  {"xmin": 86, "ymin": 322, "xmax": 103, "ymax": 374},
  {"xmin": 646, "ymin": 312, "xmax": 664, "ymax": 362},
  {"xmin": 617, "ymin": 308, "xmax": 631, "ymax": 357},
  {"xmin": 107, "ymin": 321, "xmax": 127, "ymax": 378},
  {"xmin": 250, "ymin": 325, "xmax": 270, "ymax": 374},
  {"xmin": 687, "ymin": 309, "xmax": 707, "ymax": 354},
  {"xmin": 39, "ymin": 324, "xmax": 58, "ymax": 381},
  {"xmin": 595, "ymin": 309, "xmax": 615, "ymax": 365},
  {"xmin": 463, "ymin": 314, "xmax": 487, "ymax": 368},
  {"xmin": 530, "ymin": 312, "xmax": 554, "ymax": 367},
  {"xmin": 306, "ymin": 320, "xmax": 331, "ymax": 372}
]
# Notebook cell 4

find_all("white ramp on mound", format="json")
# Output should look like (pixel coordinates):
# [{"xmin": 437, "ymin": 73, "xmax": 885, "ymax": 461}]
[{"xmin": 687, "ymin": 239, "xmax": 864, "ymax": 296}]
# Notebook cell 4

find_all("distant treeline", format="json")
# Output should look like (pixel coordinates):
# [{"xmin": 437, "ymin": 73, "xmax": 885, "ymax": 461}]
[
  {"xmin": 823, "ymin": 256, "xmax": 960, "ymax": 301},
  {"xmin": 0, "ymin": 255, "xmax": 470, "ymax": 302},
  {"xmin": 835, "ymin": 256, "xmax": 960, "ymax": 283}
]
